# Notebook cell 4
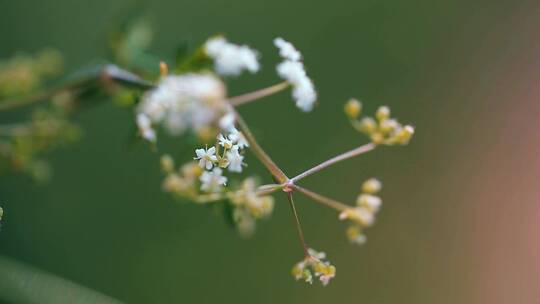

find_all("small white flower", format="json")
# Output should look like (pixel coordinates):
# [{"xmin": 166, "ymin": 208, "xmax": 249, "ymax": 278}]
[
  {"xmin": 292, "ymin": 77, "xmax": 317, "ymax": 112},
  {"xmin": 274, "ymin": 37, "xmax": 302, "ymax": 61},
  {"xmin": 219, "ymin": 112, "xmax": 236, "ymax": 132},
  {"xmin": 276, "ymin": 60, "xmax": 317, "ymax": 112},
  {"xmin": 194, "ymin": 146, "xmax": 218, "ymax": 170},
  {"xmin": 217, "ymin": 133, "xmax": 234, "ymax": 149},
  {"xmin": 136, "ymin": 113, "xmax": 156, "ymax": 142},
  {"xmin": 226, "ymin": 146, "xmax": 244, "ymax": 173},
  {"xmin": 228, "ymin": 127, "xmax": 249, "ymax": 149},
  {"xmin": 200, "ymin": 168, "xmax": 227, "ymax": 192},
  {"xmin": 205, "ymin": 37, "xmax": 260, "ymax": 76}
]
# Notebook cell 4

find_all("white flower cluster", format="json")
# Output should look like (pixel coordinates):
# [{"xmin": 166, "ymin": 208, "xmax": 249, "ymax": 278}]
[
  {"xmin": 274, "ymin": 37, "xmax": 317, "ymax": 112},
  {"xmin": 292, "ymin": 248, "xmax": 336, "ymax": 286},
  {"xmin": 194, "ymin": 129, "xmax": 249, "ymax": 193},
  {"xmin": 339, "ymin": 178, "xmax": 383, "ymax": 245},
  {"xmin": 205, "ymin": 37, "xmax": 260, "ymax": 77},
  {"xmin": 136, "ymin": 73, "xmax": 227, "ymax": 142}
]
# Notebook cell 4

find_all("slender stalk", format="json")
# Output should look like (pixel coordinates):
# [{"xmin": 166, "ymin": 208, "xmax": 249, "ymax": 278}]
[
  {"xmin": 286, "ymin": 192, "xmax": 309, "ymax": 256},
  {"xmin": 256, "ymin": 183, "xmax": 284, "ymax": 196},
  {"xmin": 228, "ymin": 82, "xmax": 289, "ymax": 107},
  {"xmin": 0, "ymin": 64, "xmax": 153, "ymax": 112},
  {"xmin": 193, "ymin": 184, "xmax": 283, "ymax": 204},
  {"xmin": 290, "ymin": 143, "xmax": 376, "ymax": 183},
  {"xmin": 232, "ymin": 108, "xmax": 289, "ymax": 183},
  {"xmin": 292, "ymin": 185, "xmax": 349, "ymax": 212}
]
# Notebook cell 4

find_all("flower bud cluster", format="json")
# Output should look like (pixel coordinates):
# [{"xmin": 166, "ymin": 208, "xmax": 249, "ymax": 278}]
[
  {"xmin": 226, "ymin": 177, "xmax": 275, "ymax": 237},
  {"xmin": 292, "ymin": 248, "xmax": 336, "ymax": 286},
  {"xmin": 339, "ymin": 178, "xmax": 383, "ymax": 245},
  {"xmin": 161, "ymin": 155, "xmax": 274, "ymax": 237},
  {"xmin": 345, "ymin": 102, "xmax": 414, "ymax": 146},
  {"xmin": 161, "ymin": 157, "xmax": 204, "ymax": 200}
]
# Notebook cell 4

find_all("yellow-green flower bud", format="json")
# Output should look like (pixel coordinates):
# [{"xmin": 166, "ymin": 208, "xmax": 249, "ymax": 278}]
[
  {"xmin": 361, "ymin": 178, "xmax": 382, "ymax": 194},
  {"xmin": 395, "ymin": 125, "xmax": 414, "ymax": 145},
  {"xmin": 375, "ymin": 105, "xmax": 390, "ymax": 122},
  {"xmin": 346, "ymin": 225, "xmax": 367, "ymax": 245},
  {"xmin": 160, "ymin": 154, "xmax": 175, "ymax": 173},
  {"xmin": 356, "ymin": 194, "xmax": 382, "ymax": 212},
  {"xmin": 370, "ymin": 132, "xmax": 384, "ymax": 145},
  {"xmin": 379, "ymin": 118, "xmax": 400, "ymax": 134},
  {"xmin": 359, "ymin": 117, "xmax": 377, "ymax": 134},
  {"xmin": 344, "ymin": 98, "xmax": 362, "ymax": 118}
]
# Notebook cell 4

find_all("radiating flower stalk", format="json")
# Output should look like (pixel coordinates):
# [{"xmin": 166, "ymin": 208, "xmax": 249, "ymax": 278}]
[{"xmin": 0, "ymin": 30, "xmax": 415, "ymax": 286}]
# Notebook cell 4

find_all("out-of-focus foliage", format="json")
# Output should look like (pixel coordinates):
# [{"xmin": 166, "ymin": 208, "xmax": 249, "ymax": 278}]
[
  {"xmin": 108, "ymin": 17, "xmax": 159, "ymax": 73},
  {"xmin": 0, "ymin": 101, "xmax": 81, "ymax": 182},
  {"xmin": 0, "ymin": 49, "xmax": 63, "ymax": 99}
]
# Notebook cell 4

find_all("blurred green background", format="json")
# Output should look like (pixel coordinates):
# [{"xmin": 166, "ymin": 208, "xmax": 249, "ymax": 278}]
[{"xmin": 2, "ymin": 0, "xmax": 540, "ymax": 303}]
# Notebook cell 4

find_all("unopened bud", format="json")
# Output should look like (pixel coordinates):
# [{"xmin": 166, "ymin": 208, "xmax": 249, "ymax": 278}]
[
  {"xmin": 344, "ymin": 99, "xmax": 362, "ymax": 118},
  {"xmin": 362, "ymin": 178, "xmax": 382, "ymax": 194},
  {"xmin": 359, "ymin": 117, "xmax": 377, "ymax": 134},
  {"xmin": 375, "ymin": 106, "xmax": 390, "ymax": 122},
  {"xmin": 396, "ymin": 125, "xmax": 414, "ymax": 145},
  {"xmin": 160, "ymin": 154, "xmax": 175, "ymax": 173}
]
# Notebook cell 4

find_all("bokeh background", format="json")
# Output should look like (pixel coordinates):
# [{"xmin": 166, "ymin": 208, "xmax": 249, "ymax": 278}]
[{"xmin": 1, "ymin": 0, "xmax": 540, "ymax": 303}]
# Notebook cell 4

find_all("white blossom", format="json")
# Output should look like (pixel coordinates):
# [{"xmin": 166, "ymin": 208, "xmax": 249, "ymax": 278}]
[
  {"xmin": 226, "ymin": 146, "xmax": 244, "ymax": 173},
  {"xmin": 205, "ymin": 37, "xmax": 260, "ymax": 76},
  {"xmin": 200, "ymin": 168, "xmax": 227, "ymax": 192},
  {"xmin": 194, "ymin": 146, "xmax": 218, "ymax": 170},
  {"xmin": 274, "ymin": 37, "xmax": 301, "ymax": 61},
  {"xmin": 229, "ymin": 127, "xmax": 249, "ymax": 149},
  {"xmin": 137, "ymin": 74, "xmax": 227, "ymax": 140},
  {"xmin": 217, "ymin": 133, "xmax": 234, "ymax": 149},
  {"xmin": 276, "ymin": 59, "xmax": 317, "ymax": 112},
  {"xmin": 218, "ymin": 112, "xmax": 236, "ymax": 132},
  {"xmin": 136, "ymin": 113, "xmax": 156, "ymax": 142}
]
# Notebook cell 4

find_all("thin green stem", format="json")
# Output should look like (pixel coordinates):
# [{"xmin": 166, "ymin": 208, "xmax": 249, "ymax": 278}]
[
  {"xmin": 290, "ymin": 143, "xmax": 376, "ymax": 183},
  {"xmin": 228, "ymin": 82, "xmax": 290, "ymax": 107},
  {"xmin": 286, "ymin": 192, "xmax": 309, "ymax": 257},
  {"xmin": 256, "ymin": 183, "xmax": 285, "ymax": 196},
  {"xmin": 194, "ymin": 183, "xmax": 284, "ymax": 204},
  {"xmin": 292, "ymin": 184, "xmax": 349, "ymax": 212}
]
